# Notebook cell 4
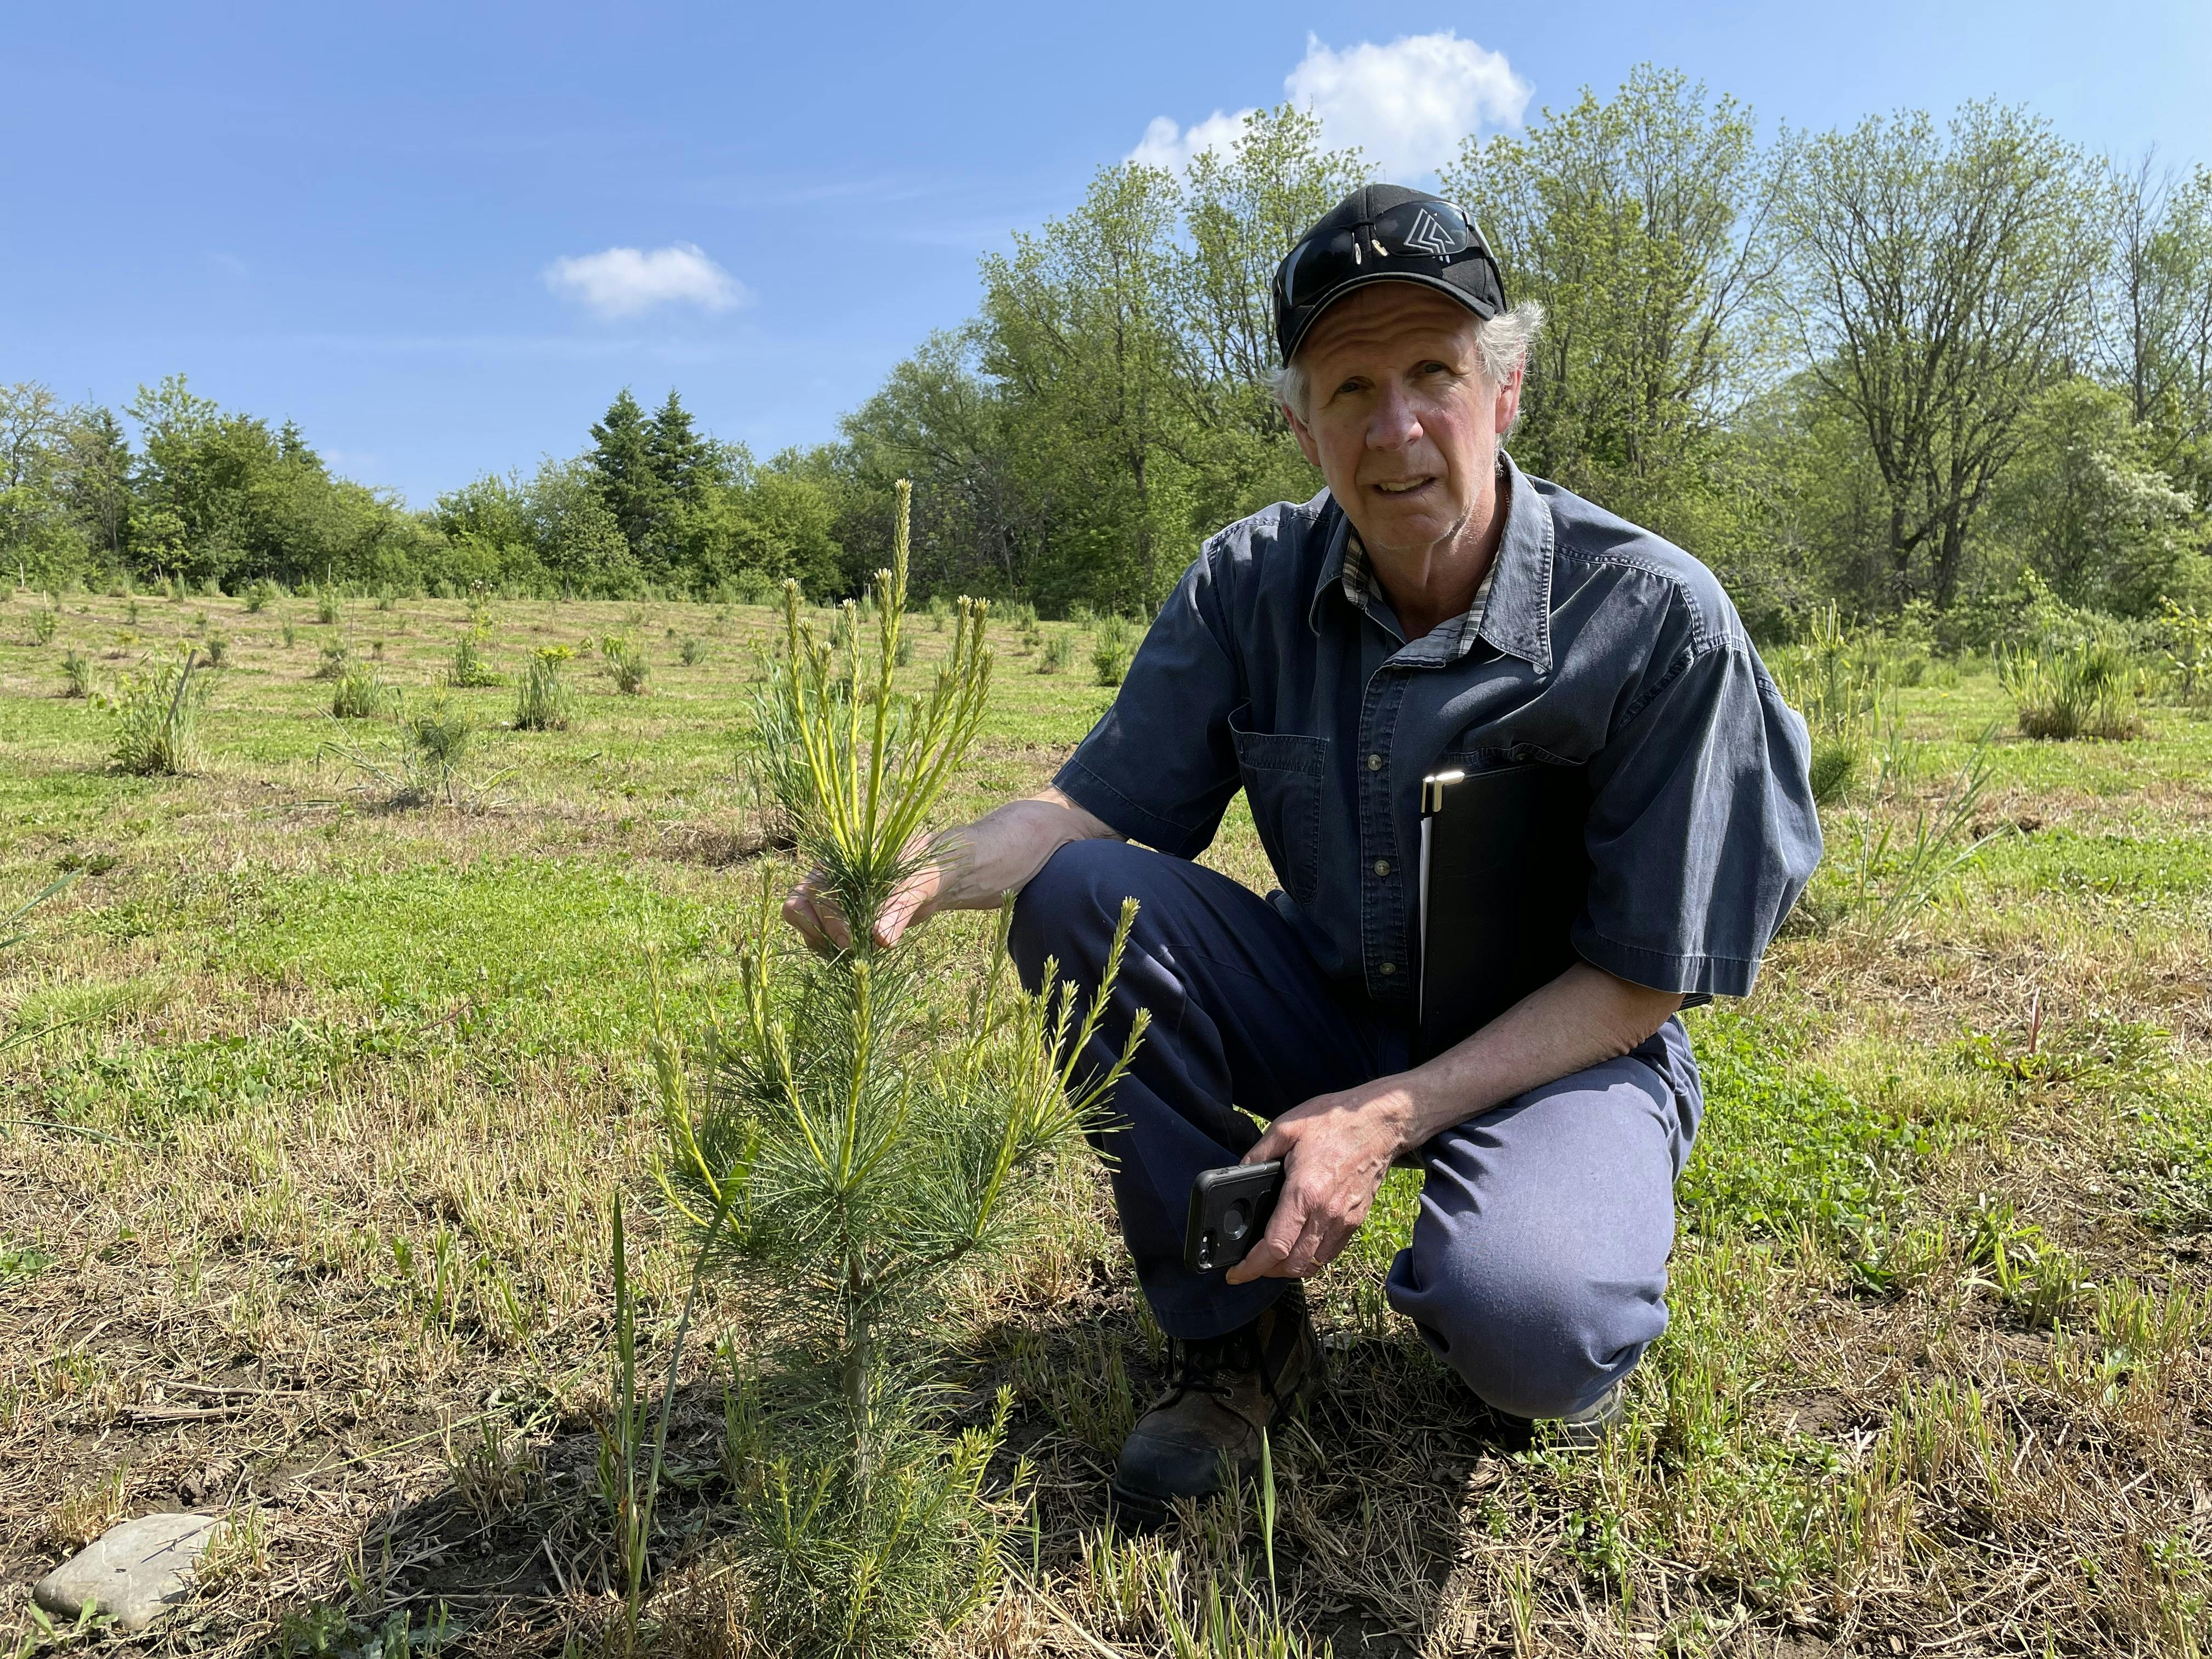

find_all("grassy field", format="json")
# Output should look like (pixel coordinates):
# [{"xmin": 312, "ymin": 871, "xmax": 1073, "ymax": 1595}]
[{"xmin": 1, "ymin": 585, "xmax": 2209, "ymax": 1657}]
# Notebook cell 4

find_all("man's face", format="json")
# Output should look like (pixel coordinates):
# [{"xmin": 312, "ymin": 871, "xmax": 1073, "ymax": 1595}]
[{"xmin": 1283, "ymin": 284, "xmax": 1522, "ymax": 556}]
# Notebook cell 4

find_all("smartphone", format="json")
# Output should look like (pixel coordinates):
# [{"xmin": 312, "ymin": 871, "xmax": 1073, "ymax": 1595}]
[{"xmin": 1183, "ymin": 1161, "xmax": 1285, "ymax": 1273}]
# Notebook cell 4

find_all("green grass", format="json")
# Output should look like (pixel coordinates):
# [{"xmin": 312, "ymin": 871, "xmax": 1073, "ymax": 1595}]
[{"xmin": 1, "ymin": 589, "xmax": 2208, "ymax": 1656}]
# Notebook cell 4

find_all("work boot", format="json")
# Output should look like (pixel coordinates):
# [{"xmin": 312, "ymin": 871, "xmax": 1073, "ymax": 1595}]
[
  {"xmin": 1110, "ymin": 1285, "xmax": 1324, "ymax": 1524},
  {"xmin": 1489, "ymin": 1376, "xmax": 1630, "ymax": 1449}
]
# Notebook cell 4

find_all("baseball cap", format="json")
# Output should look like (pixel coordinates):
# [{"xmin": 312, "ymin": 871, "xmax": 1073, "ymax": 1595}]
[{"xmin": 1272, "ymin": 184, "xmax": 1508, "ymax": 365}]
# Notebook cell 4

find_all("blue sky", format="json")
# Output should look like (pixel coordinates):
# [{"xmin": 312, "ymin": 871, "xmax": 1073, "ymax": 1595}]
[{"xmin": 5, "ymin": 1, "xmax": 2208, "ymax": 506}]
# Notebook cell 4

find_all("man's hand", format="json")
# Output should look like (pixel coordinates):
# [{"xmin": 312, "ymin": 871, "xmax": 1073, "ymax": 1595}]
[
  {"xmin": 1224, "ymin": 1079, "xmax": 1415, "ymax": 1284},
  {"xmin": 778, "ymin": 789, "xmax": 1122, "ymax": 954},
  {"xmin": 1222, "ymin": 963, "xmax": 1684, "ymax": 1284},
  {"xmin": 783, "ymin": 838, "xmax": 944, "ymax": 955}
]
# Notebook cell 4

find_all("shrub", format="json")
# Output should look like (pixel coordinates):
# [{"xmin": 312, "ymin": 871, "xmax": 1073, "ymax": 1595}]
[
  {"xmin": 29, "ymin": 607, "xmax": 57, "ymax": 645},
  {"xmin": 204, "ymin": 633, "xmax": 229, "ymax": 669},
  {"xmin": 316, "ymin": 589, "xmax": 341, "ymax": 626},
  {"xmin": 2156, "ymin": 599, "xmax": 2212, "ymax": 704},
  {"xmin": 244, "ymin": 578, "xmax": 280, "ymax": 614},
  {"xmin": 375, "ymin": 586, "xmax": 398, "ymax": 612},
  {"xmin": 60, "ymin": 650, "xmax": 93, "ymax": 698},
  {"xmin": 107, "ymin": 647, "xmax": 208, "ymax": 775},
  {"xmin": 1093, "ymin": 613, "xmax": 1136, "ymax": 686},
  {"xmin": 1999, "ymin": 640, "xmax": 2142, "ymax": 740},
  {"xmin": 601, "ymin": 633, "xmax": 649, "ymax": 695},
  {"xmin": 1037, "ymin": 630, "xmax": 1077, "ymax": 675},
  {"xmin": 652, "ymin": 481, "xmax": 1141, "ymax": 1654},
  {"xmin": 330, "ymin": 660, "xmax": 392, "ymax": 720},
  {"xmin": 924, "ymin": 594, "xmax": 953, "ymax": 631},
  {"xmin": 514, "ymin": 647, "xmax": 578, "ymax": 731},
  {"xmin": 281, "ymin": 622, "xmax": 297, "ymax": 649},
  {"xmin": 447, "ymin": 629, "xmax": 504, "ymax": 687},
  {"xmin": 312, "ymin": 642, "xmax": 351, "ymax": 680},
  {"xmin": 679, "ymin": 635, "xmax": 707, "ymax": 667}
]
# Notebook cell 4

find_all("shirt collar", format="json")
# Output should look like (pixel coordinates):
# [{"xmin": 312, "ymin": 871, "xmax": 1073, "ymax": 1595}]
[{"xmin": 1307, "ymin": 452, "xmax": 1554, "ymax": 675}]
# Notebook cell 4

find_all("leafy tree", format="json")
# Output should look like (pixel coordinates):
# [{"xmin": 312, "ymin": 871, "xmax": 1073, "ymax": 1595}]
[
  {"xmin": 526, "ymin": 456, "xmax": 640, "ymax": 595},
  {"xmin": 1776, "ymin": 103, "xmax": 2098, "ymax": 611},
  {"xmin": 1983, "ymin": 377, "xmax": 2207, "ymax": 614},
  {"xmin": 1444, "ymin": 68, "xmax": 1780, "ymax": 540},
  {"xmin": 0, "ymin": 382, "xmax": 86, "ymax": 585},
  {"xmin": 2100, "ymin": 156, "xmax": 2212, "ymax": 494},
  {"xmin": 978, "ymin": 162, "xmax": 1193, "ymax": 611}
]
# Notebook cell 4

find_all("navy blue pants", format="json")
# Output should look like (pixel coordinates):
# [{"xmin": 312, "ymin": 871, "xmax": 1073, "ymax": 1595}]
[{"xmin": 1008, "ymin": 840, "xmax": 1703, "ymax": 1420}]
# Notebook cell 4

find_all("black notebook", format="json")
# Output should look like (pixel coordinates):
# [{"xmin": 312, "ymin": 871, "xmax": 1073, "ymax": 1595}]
[{"xmin": 1415, "ymin": 763, "xmax": 1593, "ymax": 1063}]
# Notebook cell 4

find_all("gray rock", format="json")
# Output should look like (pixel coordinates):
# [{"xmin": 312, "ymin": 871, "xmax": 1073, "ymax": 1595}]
[{"xmin": 32, "ymin": 1512, "xmax": 225, "ymax": 1633}]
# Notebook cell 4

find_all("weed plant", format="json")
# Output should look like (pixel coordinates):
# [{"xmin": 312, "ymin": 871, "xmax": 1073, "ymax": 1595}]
[
  {"xmin": 1828, "ymin": 726, "xmax": 2005, "ymax": 939},
  {"xmin": 1093, "ymin": 614, "xmax": 1135, "ymax": 686},
  {"xmin": 651, "ymin": 481, "xmax": 1147, "ymax": 1654},
  {"xmin": 1999, "ymin": 639, "xmax": 2143, "ymax": 739},
  {"xmin": 514, "ymin": 647, "xmax": 578, "ymax": 731},
  {"xmin": 330, "ymin": 660, "xmax": 393, "ymax": 720},
  {"xmin": 105, "ymin": 647, "xmax": 207, "ymax": 775},
  {"xmin": 602, "ymin": 633, "xmax": 650, "ymax": 695},
  {"xmin": 323, "ymin": 690, "xmax": 490, "ymax": 809},
  {"xmin": 447, "ymin": 628, "xmax": 504, "ymax": 687},
  {"xmin": 1773, "ymin": 604, "xmax": 1882, "ymax": 804}
]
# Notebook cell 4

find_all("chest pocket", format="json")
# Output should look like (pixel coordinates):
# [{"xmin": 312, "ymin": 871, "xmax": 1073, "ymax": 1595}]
[{"xmin": 1228, "ymin": 704, "xmax": 1328, "ymax": 906}]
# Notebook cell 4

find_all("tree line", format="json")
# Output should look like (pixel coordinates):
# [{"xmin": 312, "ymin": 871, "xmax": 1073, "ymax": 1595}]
[{"xmin": 6, "ymin": 69, "xmax": 2209, "ymax": 638}]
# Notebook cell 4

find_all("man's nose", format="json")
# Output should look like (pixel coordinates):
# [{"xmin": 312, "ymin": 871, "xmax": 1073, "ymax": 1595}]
[{"xmin": 1365, "ymin": 383, "xmax": 1423, "ymax": 450}]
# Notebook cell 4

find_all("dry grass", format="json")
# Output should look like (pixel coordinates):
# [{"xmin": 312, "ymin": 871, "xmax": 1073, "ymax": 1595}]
[{"xmin": 1, "ymin": 589, "xmax": 2208, "ymax": 1656}]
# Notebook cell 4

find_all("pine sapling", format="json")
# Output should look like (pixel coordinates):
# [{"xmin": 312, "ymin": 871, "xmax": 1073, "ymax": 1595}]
[{"xmin": 651, "ymin": 479, "xmax": 1147, "ymax": 1653}]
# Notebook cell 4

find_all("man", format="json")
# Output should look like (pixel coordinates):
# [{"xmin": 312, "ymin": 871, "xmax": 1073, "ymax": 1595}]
[{"xmin": 787, "ymin": 184, "xmax": 1821, "ymax": 1520}]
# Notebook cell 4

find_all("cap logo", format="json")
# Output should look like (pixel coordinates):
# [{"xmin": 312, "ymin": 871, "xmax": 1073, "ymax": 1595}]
[{"xmin": 1402, "ymin": 208, "xmax": 1452, "ymax": 255}]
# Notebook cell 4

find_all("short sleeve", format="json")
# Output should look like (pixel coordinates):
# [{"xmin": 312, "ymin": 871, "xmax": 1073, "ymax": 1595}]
[
  {"xmin": 1053, "ymin": 554, "xmax": 1245, "ymax": 859},
  {"xmin": 1572, "ymin": 642, "xmax": 1822, "ymax": 997}
]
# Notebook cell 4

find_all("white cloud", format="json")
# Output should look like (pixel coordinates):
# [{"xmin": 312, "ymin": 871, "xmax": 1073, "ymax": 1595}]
[
  {"xmin": 1129, "ymin": 31, "xmax": 1531, "ymax": 182},
  {"xmin": 1129, "ymin": 108, "xmax": 1259, "ymax": 172},
  {"xmin": 543, "ymin": 242, "xmax": 748, "ymax": 319}
]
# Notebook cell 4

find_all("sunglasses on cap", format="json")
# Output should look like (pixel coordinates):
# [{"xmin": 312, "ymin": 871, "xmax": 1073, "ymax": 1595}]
[{"xmin": 1273, "ymin": 195, "xmax": 1507, "ymax": 363}]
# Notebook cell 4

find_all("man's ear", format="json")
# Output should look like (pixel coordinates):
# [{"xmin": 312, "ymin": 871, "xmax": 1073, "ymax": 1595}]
[
  {"xmin": 1284, "ymin": 399, "xmax": 1322, "ymax": 469},
  {"xmin": 1492, "ymin": 365, "xmax": 1525, "ymax": 438}
]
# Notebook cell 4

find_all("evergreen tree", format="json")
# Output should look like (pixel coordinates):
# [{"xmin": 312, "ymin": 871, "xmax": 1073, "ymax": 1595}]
[
  {"xmin": 646, "ymin": 388, "xmax": 709, "ymax": 506},
  {"xmin": 64, "ymin": 407, "xmax": 135, "ymax": 565},
  {"xmin": 589, "ymin": 388, "xmax": 668, "ymax": 568}
]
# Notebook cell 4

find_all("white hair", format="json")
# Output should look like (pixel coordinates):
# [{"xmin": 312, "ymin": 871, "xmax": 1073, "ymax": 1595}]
[{"xmin": 1270, "ymin": 297, "xmax": 1546, "ymax": 422}]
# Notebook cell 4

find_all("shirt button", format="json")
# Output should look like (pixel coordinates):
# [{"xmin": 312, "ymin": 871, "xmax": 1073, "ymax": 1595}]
[
  {"xmin": 1378, "ymin": 962, "xmax": 1396, "ymax": 976},
  {"xmin": 1373, "ymin": 859, "xmax": 1391, "ymax": 877},
  {"xmin": 1367, "ymin": 753, "xmax": 1383, "ymax": 771}
]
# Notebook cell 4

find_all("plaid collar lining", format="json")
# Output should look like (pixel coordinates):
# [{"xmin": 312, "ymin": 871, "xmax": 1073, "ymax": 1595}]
[{"xmin": 1340, "ymin": 529, "xmax": 1496, "ymax": 661}]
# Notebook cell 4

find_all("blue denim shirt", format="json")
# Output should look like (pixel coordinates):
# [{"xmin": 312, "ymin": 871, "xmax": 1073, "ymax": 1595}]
[{"xmin": 1054, "ymin": 456, "xmax": 1822, "ymax": 1006}]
